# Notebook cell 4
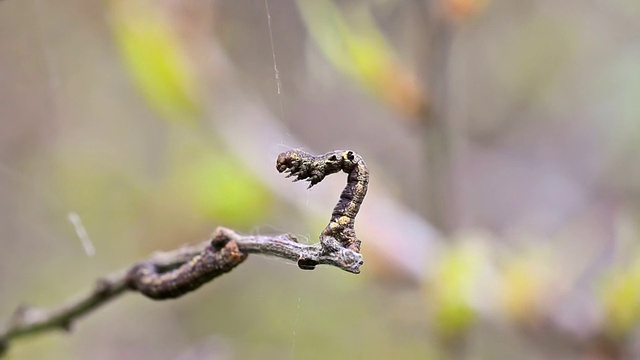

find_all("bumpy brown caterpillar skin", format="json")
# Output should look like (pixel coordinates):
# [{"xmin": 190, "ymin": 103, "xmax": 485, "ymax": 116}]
[
  {"xmin": 127, "ymin": 237, "xmax": 247, "ymax": 300},
  {"xmin": 276, "ymin": 150, "xmax": 369, "ymax": 255}
]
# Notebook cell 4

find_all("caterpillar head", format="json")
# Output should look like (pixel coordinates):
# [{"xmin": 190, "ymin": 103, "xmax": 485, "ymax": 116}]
[{"xmin": 276, "ymin": 150, "xmax": 358, "ymax": 188}]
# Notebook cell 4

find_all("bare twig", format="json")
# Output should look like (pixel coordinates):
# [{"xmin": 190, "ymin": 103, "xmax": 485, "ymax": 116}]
[
  {"xmin": 233, "ymin": 227, "xmax": 364, "ymax": 273},
  {"xmin": 0, "ymin": 226, "xmax": 363, "ymax": 355}
]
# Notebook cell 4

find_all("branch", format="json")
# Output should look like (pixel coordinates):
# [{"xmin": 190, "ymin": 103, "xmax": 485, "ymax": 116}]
[
  {"xmin": 0, "ymin": 149, "xmax": 369, "ymax": 355},
  {"xmin": 0, "ymin": 227, "xmax": 363, "ymax": 355}
]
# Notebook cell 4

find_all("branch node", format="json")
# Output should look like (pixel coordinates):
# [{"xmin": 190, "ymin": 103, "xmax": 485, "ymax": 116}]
[
  {"xmin": 60, "ymin": 320, "xmax": 72, "ymax": 333},
  {"xmin": 9, "ymin": 304, "xmax": 29, "ymax": 327},
  {"xmin": 297, "ymin": 258, "xmax": 318, "ymax": 270},
  {"xmin": 211, "ymin": 227, "xmax": 233, "ymax": 248},
  {"xmin": 95, "ymin": 279, "xmax": 113, "ymax": 297}
]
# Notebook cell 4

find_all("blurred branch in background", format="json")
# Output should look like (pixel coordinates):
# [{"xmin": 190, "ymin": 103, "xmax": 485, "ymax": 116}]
[{"xmin": 296, "ymin": 0, "xmax": 427, "ymax": 120}]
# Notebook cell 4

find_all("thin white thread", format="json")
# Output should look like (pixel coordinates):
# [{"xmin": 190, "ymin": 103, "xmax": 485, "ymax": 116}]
[
  {"xmin": 264, "ymin": 0, "xmax": 287, "ymax": 128},
  {"xmin": 263, "ymin": 8, "xmax": 300, "ymax": 357},
  {"xmin": 289, "ymin": 295, "xmax": 301, "ymax": 359},
  {"xmin": 68, "ymin": 212, "xmax": 96, "ymax": 257},
  {"xmin": 265, "ymin": 0, "xmax": 281, "ymax": 95}
]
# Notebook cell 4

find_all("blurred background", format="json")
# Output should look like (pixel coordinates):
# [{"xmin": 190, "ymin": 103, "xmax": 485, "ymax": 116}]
[{"xmin": 1, "ymin": 0, "xmax": 640, "ymax": 358}]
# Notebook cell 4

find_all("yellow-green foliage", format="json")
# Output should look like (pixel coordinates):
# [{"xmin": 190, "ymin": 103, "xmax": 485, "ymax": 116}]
[
  {"xmin": 109, "ymin": 0, "xmax": 202, "ymax": 123},
  {"xmin": 498, "ymin": 250, "xmax": 552, "ymax": 324},
  {"xmin": 164, "ymin": 132, "xmax": 271, "ymax": 228},
  {"xmin": 173, "ymin": 152, "xmax": 271, "ymax": 228},
  {"xmin": 297, "ymin": 0, "xmax": 424, "ymax": 116},
  {"xmin": 600, "ymin": 250, "xmax": 640, "ymax": 336},
  {"xmin": 428, "ymin": 240, "xmax": 488, "ymax": 337}
]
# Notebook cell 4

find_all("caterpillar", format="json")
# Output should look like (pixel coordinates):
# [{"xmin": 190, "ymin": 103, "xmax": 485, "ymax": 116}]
[
  {"xmin": 276, "ymin": 149, "xmax": 369, "ymax": 254},
  {"xmin": 127, "ymin": 149, "xmax": 369, "ymax": 299}
]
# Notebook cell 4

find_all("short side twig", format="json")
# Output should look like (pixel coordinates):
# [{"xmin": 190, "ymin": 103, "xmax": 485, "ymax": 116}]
[{"xmin": 229, "ymin": 227, "xmax": 363, "ymax": 274}]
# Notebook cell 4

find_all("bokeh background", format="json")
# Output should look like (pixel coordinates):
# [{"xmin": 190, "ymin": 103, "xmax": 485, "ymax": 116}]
[{"xmin": 2, "ymin": 0, "xmax": 640, "ymax": 359}]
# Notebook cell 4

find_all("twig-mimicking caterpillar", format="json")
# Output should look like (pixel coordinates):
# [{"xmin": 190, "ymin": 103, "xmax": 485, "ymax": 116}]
[
  {"xmin": 127, "ymin": 149, "xmax": 368, "ymax": 299},
  {"xmin": 276, "ymin": 149, "xmax": 369, "ymax": 254}
]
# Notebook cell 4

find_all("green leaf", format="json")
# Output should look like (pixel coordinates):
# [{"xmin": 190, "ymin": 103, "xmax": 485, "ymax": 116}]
[
  {"xmin": 600, "ymin": 250, "xmax": 640, "ymax": 335},
  {"xmin": 180, "ymin": 154, "xmax": 271, "ymax": 227},
  {"xmin": 297, "ymin": 0, "xmax": 425, "ymax": 116},
  {"xmin": 109, "ymin": 0, "xmax": 202, "ymax": 123}
]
